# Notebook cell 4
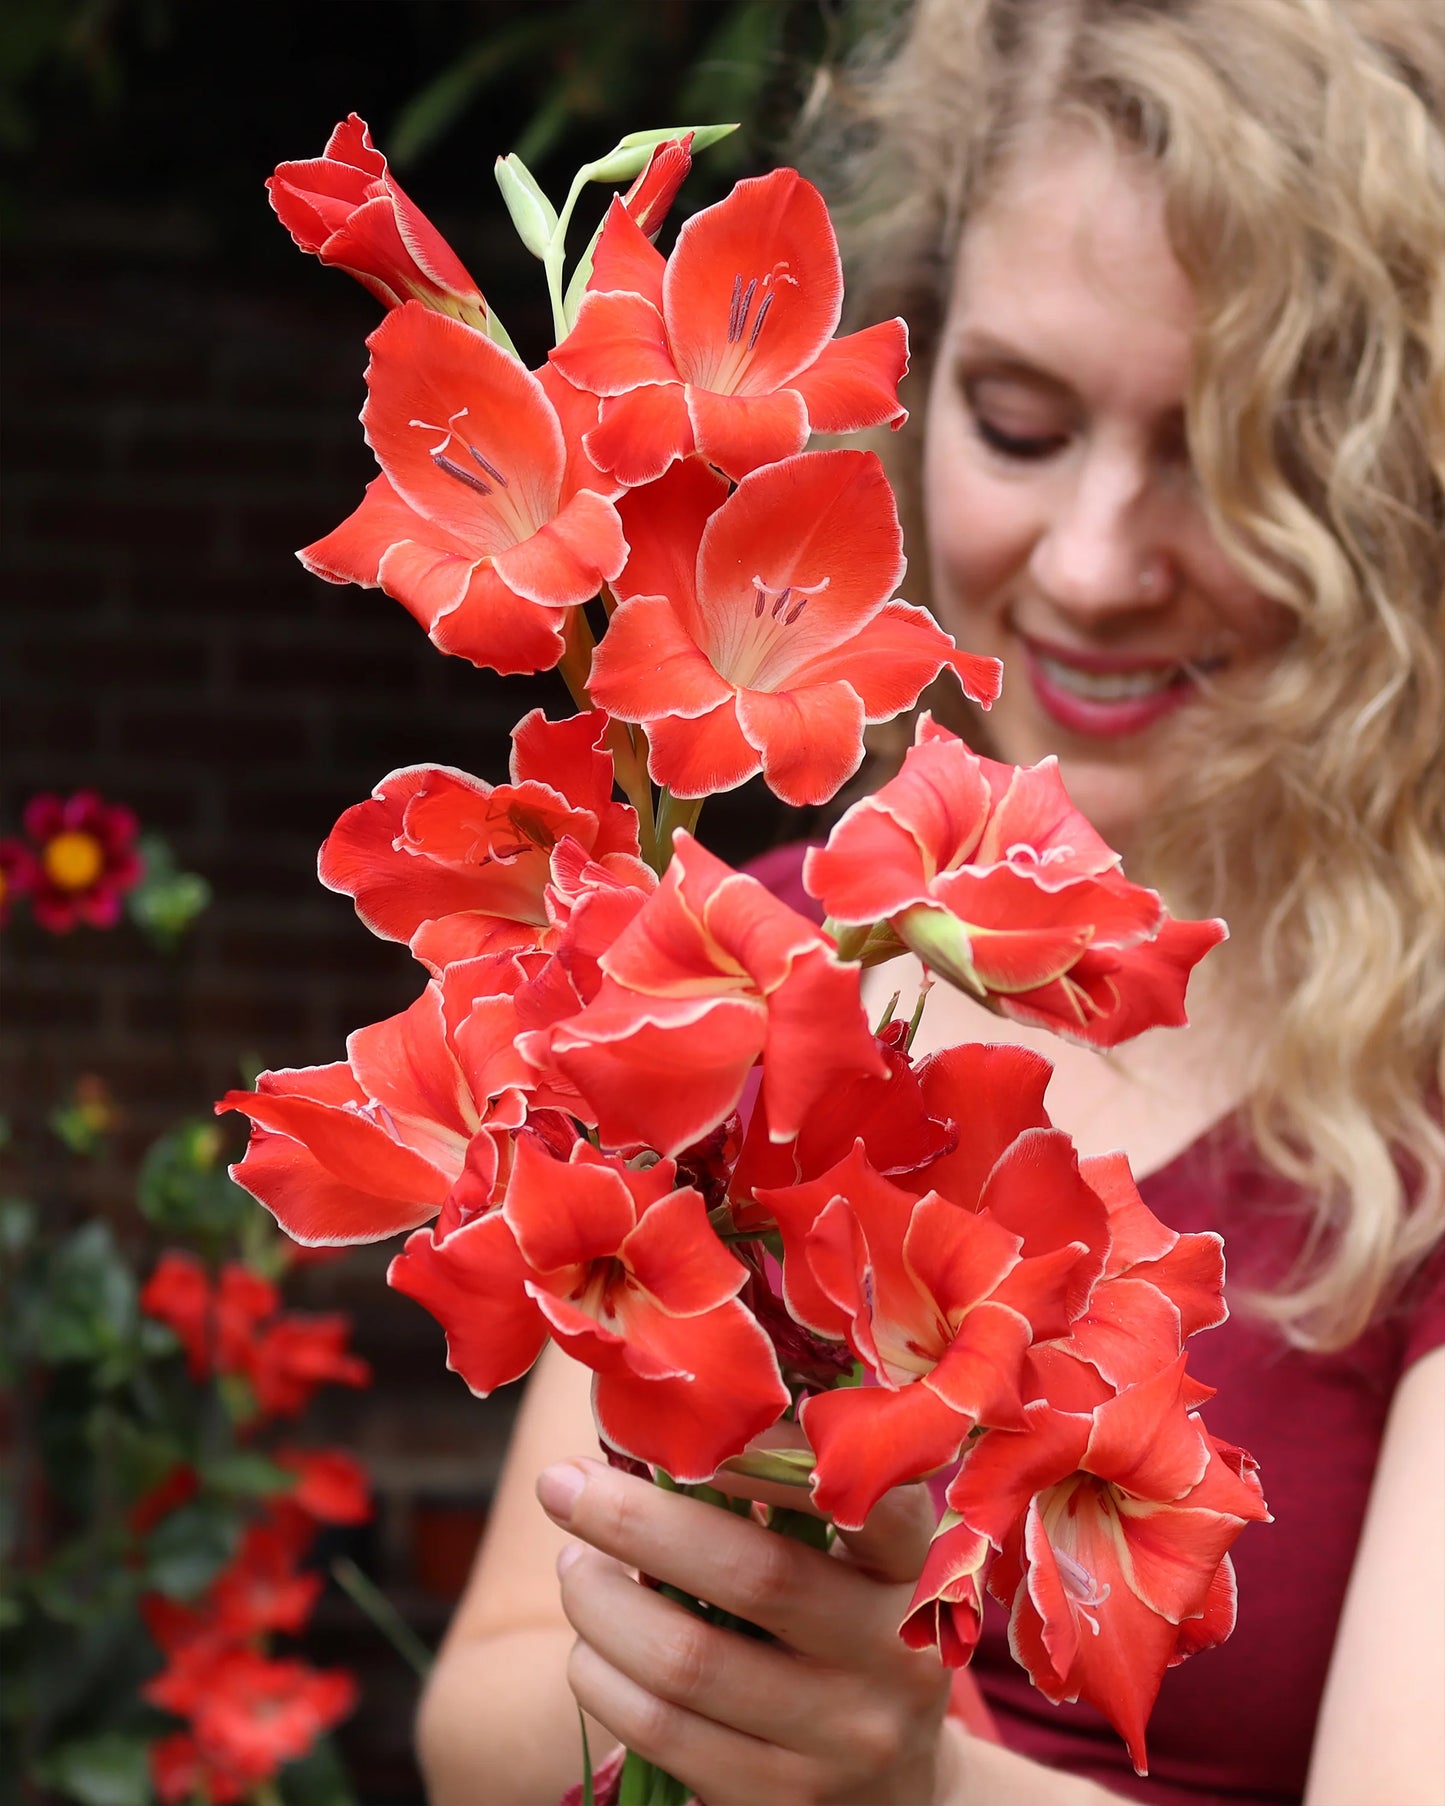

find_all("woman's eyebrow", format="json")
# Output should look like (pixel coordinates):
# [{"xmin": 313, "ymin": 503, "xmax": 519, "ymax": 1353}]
[{"xmin": 949, "ymin": 329, "xmax": 1075, "ymax": 396}]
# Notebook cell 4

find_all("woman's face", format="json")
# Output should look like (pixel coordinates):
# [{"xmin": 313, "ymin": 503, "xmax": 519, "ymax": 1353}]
[{"xmin": 924, "ymin": 132, "xmax": 1290, "ymax": 847}]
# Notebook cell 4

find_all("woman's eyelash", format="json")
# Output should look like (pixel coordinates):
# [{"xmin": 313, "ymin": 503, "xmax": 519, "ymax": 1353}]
[{"xmin": 972, "ymin": 415, "xmax": 1069, "ymax": 460}]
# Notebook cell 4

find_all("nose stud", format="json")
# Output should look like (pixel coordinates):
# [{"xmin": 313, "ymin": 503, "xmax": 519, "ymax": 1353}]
[{"xmin": 1137, "ymin": 557, "xmax": 1170, "ymax": 597}]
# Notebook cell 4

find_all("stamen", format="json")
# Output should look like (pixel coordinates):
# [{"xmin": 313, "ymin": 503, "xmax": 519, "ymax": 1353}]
[
  {"xmin": 753, "ymin": 580, "xmax": 768, "ymax": 619},
  {"xmin": 727, "ymin": 273, "xmax": 744, "ymax": 343},
  {"xmin": 747, "ymin": 291, "xmax": 775, "ymax": 350},
  {"xmin": 770, "ymin": 586, "xmax": 793, "ymax": 620},
  {"xmin": 432, "ymin": 452, "xmax": 493, "ymax": 495},
  {"xmin": 735, "ymin": 277, "xmax": 758, "ymax": 344},
  {"xmin": 468, "ymin": 446, "xmax": 508, "ymax": 486},
  {"xmin": 784, "ymin": 594, "xmax": 809, "ymax": 625}
]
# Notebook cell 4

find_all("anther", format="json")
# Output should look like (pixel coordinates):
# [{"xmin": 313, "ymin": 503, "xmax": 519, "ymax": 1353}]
[
  {"xmin": 753, "ymin": 581, "xmax": 768, "ymax": 619},
  {"xmin": 784, "ymin": 595, "xmax": 809, "ymax": 625},
  {"xmin": 468, "ymin": 446, "xmax": 508, "ymax": 486},
  {"xmin": 770, "ymin": 586, "xmax": 793, "ymax": 620},
  {"xmin": 728, "ymin": 273, "xmax": 744, "ymax": 344},
  {"xmin": 747, "ymin": 291, "xmax": 775, "ymax": 351},
  {"xmin": 432, "ymin": 452, "xmax": 493, "ymax": 495}
]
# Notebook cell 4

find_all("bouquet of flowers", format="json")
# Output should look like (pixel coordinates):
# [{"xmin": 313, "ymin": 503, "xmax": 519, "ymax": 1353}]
[{"xmin": 221, "ymin": 116, "xmax": 1269, "ymax": 1802}]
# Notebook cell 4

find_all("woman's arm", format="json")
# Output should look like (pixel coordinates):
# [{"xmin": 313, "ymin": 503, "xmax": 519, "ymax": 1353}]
[
  {"xmin": 415, "ymin": 1342, "xmax": 614, "ymax": 1806},
  {"xmin": 1304, "ymin": 1343, "xmax": 1445, "ymax": 1806}
]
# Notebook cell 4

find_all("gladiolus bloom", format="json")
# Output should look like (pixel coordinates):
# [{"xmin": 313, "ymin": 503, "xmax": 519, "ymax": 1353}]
[
  {"xmin": 806, "ymin": 717, "xmax": 1225, "ymax": 1046},
  {"xmin": 268, "ymin": 114, "xmax": 493, "ymax": 329},
  {"xmin": 540, "ymin": 832, "xmax": 888, "ymax": 1157},
  {"xmin": 389, "ymin": 1137, "xmax": 788, "ymax": 1480},
  {"xmin": 551, "ymin": 167, "xmax": 910, "ymax": 484},
  {"xmin": 588, "ymin": 454, "xmax": 1000, "ymax": 806},
  {"xmin": 300, "ymin": 303, "xmax": 628, "ymax": 675},
  {"xmin": 948, "ymin": 1360, "xmax": 1270, "ymax": 1772},
  {"xmin": 218, "ymin": 956, "xmax": 559, "ymax": 1245},
  {"xmin": 319, "ymin": 708, "xmax": 648, "ymax": 969}
]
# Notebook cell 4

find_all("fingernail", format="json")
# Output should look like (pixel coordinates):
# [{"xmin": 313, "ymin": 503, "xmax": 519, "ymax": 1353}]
[
  {"xmin": 537, "ymin": 1462, "xmax": 587, "ymax": 1522},
  {"xmin": 556, "ymin": 1541, "xmax": 582, "ymax": 1577}
]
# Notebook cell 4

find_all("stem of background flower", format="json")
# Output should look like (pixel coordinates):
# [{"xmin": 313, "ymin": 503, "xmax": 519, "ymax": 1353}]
[
  {"xmin": 545, "ymin": 166, "xmax": 594, "ymax": 342},
  {"xmin": 653, "ymin": 790, "xmax": 703, "ymax": 868}
]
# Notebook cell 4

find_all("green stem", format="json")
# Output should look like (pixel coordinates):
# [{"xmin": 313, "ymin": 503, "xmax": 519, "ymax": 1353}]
[
  {"xmin": 558, "ymin": 607, "xmax": 598, "ymax": 714},
  {"xmin": 545, "ymin": 166, "xmax": 594, "ymax": 343},
  {"xmin": 653, "ymin": 790, "xmax": 703, "ymax": 868},
  {"xmin": 329, "ymin": 1557, "xmax": 434, "ymax": 1678}
]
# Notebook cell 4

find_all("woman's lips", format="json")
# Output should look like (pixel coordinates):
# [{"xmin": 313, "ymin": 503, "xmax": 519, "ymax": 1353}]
[{"xmin": 1017, "ymin": 635, "xmax": 1211, "ymax": 738}]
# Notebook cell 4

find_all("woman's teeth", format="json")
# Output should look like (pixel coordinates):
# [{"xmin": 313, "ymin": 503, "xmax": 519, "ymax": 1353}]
[{"xmin": 1034, "ymin": 654, "xmax": 1184, "ymax": 701}]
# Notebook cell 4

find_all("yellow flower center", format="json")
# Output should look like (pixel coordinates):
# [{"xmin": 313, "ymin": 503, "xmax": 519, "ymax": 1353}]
[{"xmin": 43, "ymin": 830, "xmax": 104, "ymax": 892}]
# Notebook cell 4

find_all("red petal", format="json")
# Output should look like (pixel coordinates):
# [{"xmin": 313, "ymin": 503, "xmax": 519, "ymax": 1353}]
[
  {"xmin": 587, "ymin": 595, "xmax": 733, "ymax": 722},
  {"xmin": 756, "ymin": 941, "xmax": 886, "ymax": 1142},
  {"xmin": 733, "ymin": 682, "xmax": 866, "ymax": 808},
  {"xmin": 591, "ymin": 1299, "xmax": 787, "ymax": 1482},
  {"xmin": 664, "ymin": 169, "xmax": 842, "ymax": 393},
  {"xmin": 551, "ymin": 288, "xmax": 677, "ymax": 397},
  {"xmin": 387, "ymin": 1217, "xmax": 549, "ymax": 1395},
  {"xmin": 914, "ymin": 1045, "xmax": 1055, "ymax": 1210},
  {"xmin": 426, "ymin": 560, "xmax": 569, "ymax": 675},
  {"xmin": 300, "ymin": 474, "xmax": 466, "ymax": 589},
  {"xmin": 803, "ymin": 1381, "xmax": 969, "ymax": 1531},
  {"xmin": 620, "ymin": 1184, "xmax": 748, "ymax": 1315},
  {"xmin": 584, "ymin": 384, "xmax": 694, "ymax": 487},
  {"xmin": 643, "ymin": 699, "xmax": 759, "ymax": 798},
  {"xmin": 502, "ymin": 1135, "xmax": 638, "ymax": 1271},
  {"xmin": 695, "ymin": 451, "xmax": 905, "ymax": 686},
  {"xmin": 490, "ymin": 487, "xmax": 627, "ymax": 607},
  {"xmin": 589, "ymin": 193, "xmax": 667, "ymax": 307},
  {"xmin": 790, "ymin": 317, "xmax": 909, "ymax": 432},
  {"xmin": 685, "ymin": 386, "xmax": 809, "ymax": 483},
  {"xmin": 788, "ymin": 600, "xmax": 995, "ymax": 718},
  {"xmin": 614, "ymin": 457, "xmax": 727, "ymax": 626},
  {"xmin": 363, "ymin": 305, "xmax": 564, "ymax": 544}
]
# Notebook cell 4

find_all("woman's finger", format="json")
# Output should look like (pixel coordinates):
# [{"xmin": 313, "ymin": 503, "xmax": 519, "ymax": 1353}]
[
  {"xmin": 830, "ymin": 1480, "xmax": 938, "ymax": 1586},
  {"xmin": 537, "ymin": 1459, "xmax": 909, "ymax": 1662},
  {"xmin": 558, "ymin": 1543, "xmax": 885, "ymax": 1760}
]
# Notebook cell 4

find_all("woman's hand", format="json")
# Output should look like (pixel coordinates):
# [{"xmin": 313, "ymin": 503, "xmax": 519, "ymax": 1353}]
[{"xmin": 536, "ymin": 1456, "xmax": 961, "ymax": 1806}]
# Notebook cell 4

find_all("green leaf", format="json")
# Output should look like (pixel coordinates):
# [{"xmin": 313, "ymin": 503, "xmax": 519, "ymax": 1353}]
[
  {"xmin": 31, "ymin": 1223, "xmax": 138, "ymax": 1372},
  {"xmin": 201, "ymin": 1451, "xmax": 292, "ymax": 1500},
  {"xmin": 388, "ymin": 16, "xmax": 559, "ymax": 167},
  {"xmin": 127, "ymin": 832, "xmax": 211, "ymax": 949},
  {"xmin": 495, "ymin": 151, "xmax": 557, "ymax": 259},
  {"xmin": 31, "ymin": 1537, "xmax": 141, "ymax": 1626},
  {"xmin": 136, "ymin": 1120, "xmax": 254, "ymax": 1244},
  {"xmin": 143, "ymin": 1500, "xmax": 239, "ymax": 1599},
  {"xmin": 277, "ymin": 1736, "xmax": 358, "ymax": 1806},
  {"xmin": 32, "ymin": 1732, "xmax": 153, "ymax": 1806}
]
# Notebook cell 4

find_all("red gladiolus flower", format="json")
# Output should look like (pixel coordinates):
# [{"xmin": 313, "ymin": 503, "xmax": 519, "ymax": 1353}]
[
  {"xmin": 275, "ymin": 1446, "xmax": 373, "ymax": 1524},
  {"xmin": 19, "ymin": 790, "xmax": 142, "ymax": 932},
  {"xmin": 620, "ymin": 133, "xmax": 693, "ymax": 239},
  {"xmin": 900, "ymin": 1515, "xmax": 993, "ymax": 1668},
  {"xmin": 211, "ymin": 1520, "xmax": 323, "ymax": 1638},
  {"xmin": 806, "ymin": 717, "xmax": 1226, "ymax": 1047},
  {"xmin": 244, "ymin": 1314, "xmax": 371, "ymax": 1418},
  {"xmin": 319, "ymin": 708, "xmax": 650, "ymax": 969},
  {"xmin": 389, "ymin": 1137, "xmax": 788, "ymax": 1480},
  {"xmin": 947, "ymin": 1359, "xmax": 1270, "ymax": 1773},
  {"xmin": 128, "ymin": 1464, "xmax": 200, "ymax": 1537},
  {"xmin": 150, "ymin": 1731, "xmax": 247, "ymax": 1806},
  {"xmin": 300, "ymin": 303, "xmax": 628, "ymax": 675},
  {"xmin": 218, "ymin": 955, "xmax": 562, "ymax": 1245},
  {"xmin": 588, "ymin": 454, "xmax": 999, "ymax": 806},
  {"xmin": 268, "ymin": 114, "xmax": 492, "ymax": 329},
  {"xmin": 550, "ymin": 167, "xmax": 910, "ymax": 484},
  {"xmin": 139, "ymin": 1254, "xmax": 280, "ymax": 1380},
  {"xmin": 0, "ymin": 837, "xmax": 35, "ymax": 925},
  {"xmin": 760, "ymin": 1137, "xmax": 1097, "ymax": 1529},
  {"xmin": 540, "ymin": 831, "xmax": 888, "ymax": 1157},
  {"xmin": 188, "ymin": 1650, "xmax": 356, "ymax": 1788}
]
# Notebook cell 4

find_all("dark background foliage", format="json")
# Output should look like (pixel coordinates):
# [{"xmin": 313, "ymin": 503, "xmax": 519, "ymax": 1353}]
[{"xmin": 0, "ymin": 3, "xmax": 860, "ymax": 1798}]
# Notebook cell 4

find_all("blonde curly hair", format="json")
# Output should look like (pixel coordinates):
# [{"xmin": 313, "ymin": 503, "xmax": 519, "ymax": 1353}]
[{"xmin": 803, "ymin": 0, "xmax": 1445, "ymax": 1349}]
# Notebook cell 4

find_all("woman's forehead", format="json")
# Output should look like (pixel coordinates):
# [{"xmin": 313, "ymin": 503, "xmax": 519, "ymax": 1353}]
[{"xmin": 945, "ymin": 132, "xmax": 1196, "ymax": 407}]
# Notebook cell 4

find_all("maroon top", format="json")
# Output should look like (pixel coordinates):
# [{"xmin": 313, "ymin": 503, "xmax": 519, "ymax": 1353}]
[{"xmin": 747, "ymin": 839, "xmax": 1445, "ymax": 1804}]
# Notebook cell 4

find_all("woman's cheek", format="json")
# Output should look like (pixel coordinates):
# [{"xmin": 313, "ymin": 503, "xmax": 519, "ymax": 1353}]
[{"xmin": 925, "ymin": 453, "xmax": 1038, "ymax": 648}]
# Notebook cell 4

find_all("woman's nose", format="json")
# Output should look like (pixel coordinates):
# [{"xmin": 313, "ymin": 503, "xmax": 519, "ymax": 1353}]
[{"xmin": 1029, "ymin": 449, "xmax": 1172, "ymax": 619}]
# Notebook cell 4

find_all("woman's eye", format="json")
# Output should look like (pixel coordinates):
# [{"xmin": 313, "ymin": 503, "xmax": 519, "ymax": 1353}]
[{"xmin": 972, "ymin": 415, "xmax": 1069, "ymax": 461}]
